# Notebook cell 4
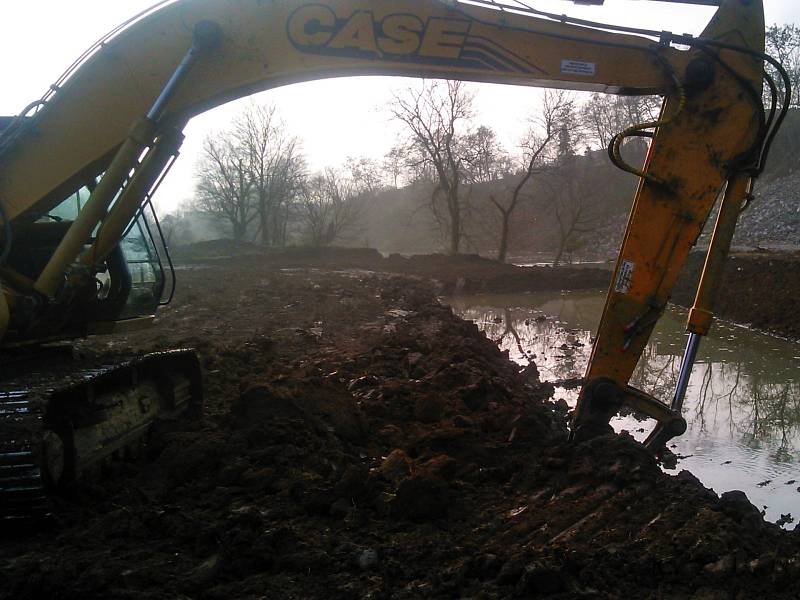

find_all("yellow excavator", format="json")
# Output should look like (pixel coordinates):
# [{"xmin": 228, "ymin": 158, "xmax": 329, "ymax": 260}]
[{"xmin": 0, "ymin": 0, "xmax": 788, "ymax": 520}]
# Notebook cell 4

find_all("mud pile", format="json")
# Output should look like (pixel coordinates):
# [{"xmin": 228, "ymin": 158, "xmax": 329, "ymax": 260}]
[
  {"xmin": 674, "ymin": 250, "xmax": 800, "ymax": 339},
  {"xmin": 1, "ymin": 264, "xmax": 798, "ymax": 599},
  {"xmin": 173, "ymin": 245, "xmax": 612, "ymax": 295}
]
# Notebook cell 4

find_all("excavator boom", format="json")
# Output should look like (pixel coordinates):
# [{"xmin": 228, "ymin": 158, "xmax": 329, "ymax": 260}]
[{"xmin": 1, "ymin": 0, "xmax": 693, "ymax": 223}]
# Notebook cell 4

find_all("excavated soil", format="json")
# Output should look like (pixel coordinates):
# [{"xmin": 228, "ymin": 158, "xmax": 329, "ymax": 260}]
[
  {"xmin": 1, "ymin": 255, "xmax": 799, "ymax": 599},
  {"xmin": 176, "ymin": 243, "xmax": 800, "ymax": 339},
  {"xmin": 172, "ymin": 243, "xmax": 611, "ymax": 295},
  {"xmin": 673, "ymin": 250, "xmax": 800, "ymax": 340}
]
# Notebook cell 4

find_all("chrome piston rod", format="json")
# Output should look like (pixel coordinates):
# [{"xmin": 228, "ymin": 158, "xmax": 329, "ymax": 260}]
[{"xmin": 671, "ymin": 331, "xmax": 702, "ymax": 412}]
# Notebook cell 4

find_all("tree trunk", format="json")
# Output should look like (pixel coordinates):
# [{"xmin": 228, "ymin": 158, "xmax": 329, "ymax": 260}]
[
  {"xmin": 233, "ymin": 221, "xmax": 246, "ymax": 242},
  {"xmin": 260, "ymin": 205, "xmax": 269, "ymax": 246},
  {"xmin": 497, "ymin": 211, "xmax": 510, "ymax": 262},
  {"xmin": 553, "ymin": 243, "xmax": 565, "ymax": 267},
  {"xmin": 280, "ymin": 205, "xmax": 289, "ymax": 246},
  {"xmin": 553, "ymin": 216, "xmax": 566, "ymax": 266},
  {"xmin": 448, "ymin": 187, "xmax": 460, "ymax": 255},
  {"xmin": 554, "ymin": 221, "xmax": 572, "ymax": 266}
]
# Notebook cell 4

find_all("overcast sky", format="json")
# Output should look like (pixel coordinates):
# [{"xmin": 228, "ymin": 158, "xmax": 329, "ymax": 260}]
[{"xmin": 3, "ymin": 1, "xmax": 799, "ymax": 213}]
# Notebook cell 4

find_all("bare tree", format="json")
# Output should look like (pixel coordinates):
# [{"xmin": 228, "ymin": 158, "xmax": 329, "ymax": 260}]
[
  {"xmin": 766, "ymin": 23, "xmax": 800, "ymax": 108},
  {"xmin": 194, "ymin": 135, "xmax": 257, "ymax": 241},
  {"xmin": 383, "ymin": 146, "xmax": 406, "ymax": 189},
  {"xmin": 581, "ymin": 94, "xmax": 661, "ymax": 150},
  {"xmin": 159, "ymin": 201, "xmax": 195, "ymax": 248},
  {"xmin": 462, "ymin": 125, "xmax": 511, "ymax": 184},
  {"xmin": 159, "ymin": 214, "xmax": 179, "ymax": 249},
  {"xmin": 298, "ymin": 168, "xmax": 363, "ymax": 246},
  {"xmin": 390, "ymin": 80, "xmax": 474, "ymax": 255},
  {"xmin": 551, "ymin": 102, "xmax": 599, "ymax": 265},
  {"xmin": 550, "ymin": 165, "xmax": 598, "ymax": 266},
  {"xmin": 489, "ymin": 91, "xmax": 573, "ymax": 262},
  {"xmin": 346, "ymin": 156, "xmax": 384, "ymax": 195},
  {"xmin": 234, "ymin": 103, "xmax": 305, "ymax": 247}
]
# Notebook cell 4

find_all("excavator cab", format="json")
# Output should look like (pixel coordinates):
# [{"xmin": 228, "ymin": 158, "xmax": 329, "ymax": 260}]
[
  {"xmin": 2, "ymin": 181, "xmax": 170, "ymax": 344},
  {"xmin": 116, "ymin": 208, "xmax": 168, "ymax": 320}
]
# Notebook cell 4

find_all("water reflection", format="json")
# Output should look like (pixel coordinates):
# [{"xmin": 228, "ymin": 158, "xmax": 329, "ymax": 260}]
[
  {"xmin": 631, "ymin": 315, "xmax": 800, "ymax": 457},
  {"xmin": 448, "ymin": 290, "xmax": 800, "ymax": 526}
]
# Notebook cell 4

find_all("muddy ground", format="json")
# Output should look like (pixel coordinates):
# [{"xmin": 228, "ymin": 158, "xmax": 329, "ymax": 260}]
[
  {"xmin": 172, "ymin": 242, "xmax": 611, "ymax": 295},
  {"xmin": 2, "ymin": 253, "xmax": 800, "ymax": 599},
  {"xmin": 177, "ymin": 242, "xmax": 800, "ymax": 339}
]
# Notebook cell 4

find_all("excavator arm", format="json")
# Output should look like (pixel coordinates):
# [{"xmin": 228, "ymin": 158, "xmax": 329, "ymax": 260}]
[{"xmin": 0, "ymin": 1, "xmax": 781, "ymax": 455}]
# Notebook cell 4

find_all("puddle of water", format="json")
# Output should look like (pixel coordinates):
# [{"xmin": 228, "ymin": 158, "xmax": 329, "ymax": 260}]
[
  {"xmin": 512, "ymin": 260, "xmax": 613, "ymax": 270},
  {"xmin": 448, "ymin": 290, "xmax": 800, "ymax": 528}
]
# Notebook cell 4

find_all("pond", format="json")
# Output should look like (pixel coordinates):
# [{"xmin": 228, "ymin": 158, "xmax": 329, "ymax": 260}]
[{"xmin": 447, "ymin": 290, "xmax": 800, "ymax": 528}]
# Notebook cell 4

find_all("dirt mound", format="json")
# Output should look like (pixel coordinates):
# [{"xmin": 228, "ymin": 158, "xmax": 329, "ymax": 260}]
[
  {"xmin": 1, "ymin": 262, "xmax": 797, "ymax": 599},
  {"xmin": 674, "ymin": 250, "xmax": 800, "ymax": 339},
  {"xmin": 171, "ymin": 238, "xmax": 263, "ymax": 259},
  {"xmin": 171, "ymin": 245, "xmax": 611, "ymax": 294},
  {"xmin": 382, "ymin": 252, "xmax": 610, "ymax": 294}
]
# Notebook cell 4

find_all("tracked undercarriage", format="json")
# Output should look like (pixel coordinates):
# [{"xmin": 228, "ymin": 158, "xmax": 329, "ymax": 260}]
[{"xmin": 0, "ymin": 348, "xmax": 201, "ymax": 521}]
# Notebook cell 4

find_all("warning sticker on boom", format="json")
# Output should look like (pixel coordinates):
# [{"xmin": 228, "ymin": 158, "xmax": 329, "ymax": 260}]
[
  {"xmin": 614, "ymin": 260, "xmax": 635, "ymax": 294},
  {"xmin": 561, "ymin": 59, "xmax": 596, "ymax": 76}
]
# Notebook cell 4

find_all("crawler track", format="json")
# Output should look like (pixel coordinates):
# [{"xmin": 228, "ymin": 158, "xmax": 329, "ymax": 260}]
[
  {"xmin": 0, "ymin": 350, "xmax": 201, "ymax": 522},
  {"xmin": 0, "ymin": 393, "xmax": 49, "ymax": 521}
]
